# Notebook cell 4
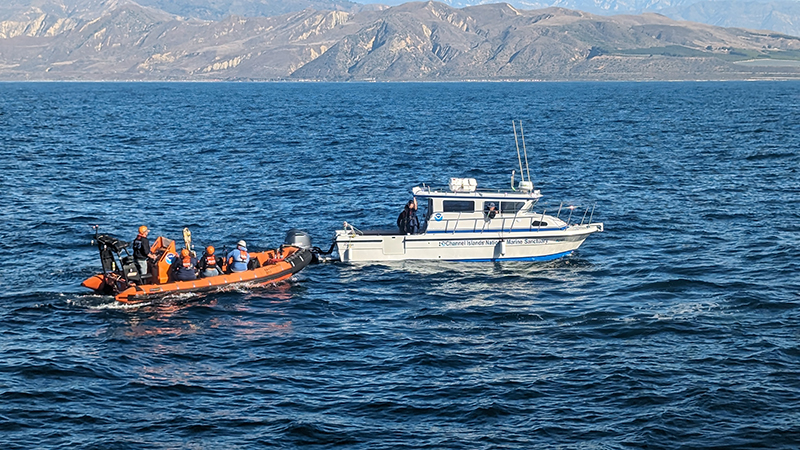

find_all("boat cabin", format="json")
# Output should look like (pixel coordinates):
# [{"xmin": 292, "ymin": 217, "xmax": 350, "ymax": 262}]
[{"xmin": 410, "ymin": 178, "xmax": 560, "ymax": 234}]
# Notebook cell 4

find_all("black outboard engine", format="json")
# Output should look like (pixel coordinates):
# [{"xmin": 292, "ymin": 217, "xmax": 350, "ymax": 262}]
[
  {"xmin": 95, "ymin": 234, "xmax": 128, "ymax": 273},
  {"xmin": 284, "ymin": 229, "xmax": 312, "ymax": 249},
  {"xmin": 94, "ymin": 233, "xmax": 143, "ymax": 282}
]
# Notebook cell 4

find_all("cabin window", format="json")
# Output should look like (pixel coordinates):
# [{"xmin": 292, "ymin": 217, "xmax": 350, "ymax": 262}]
[
  {"xmin": 531, "ymin": 221, "xmax": 549, "ymax": 227},
  {"xmin": 501, "ymin": 201, "xmax": 526, "ymax": 214},
  {"xmin": 442, "ymin": 200, "xmax": 475, "ymax": 213}
]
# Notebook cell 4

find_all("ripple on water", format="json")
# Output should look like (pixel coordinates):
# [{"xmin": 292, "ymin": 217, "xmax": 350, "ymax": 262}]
[{"xmin": 0, "ymin": 82, "xmax": 798, "ymax": 449}]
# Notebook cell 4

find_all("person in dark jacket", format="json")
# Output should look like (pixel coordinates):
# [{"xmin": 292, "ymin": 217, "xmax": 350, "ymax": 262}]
[
  {"xmin": 132, "ymin": 225, "xmax": 153, "ymax": 278},
  {"xmin": 171, "ymin": 248, "xmax": 198, "ymax": 281},
  {"xmin": 197, "ymin": 245, "xmax": 222, "ymax": 278},
  {"xmin": 396, "ymin": 198, "xmax": 420, "ymax": 235},
  {"xmin": 484, "ymin": 202, "xmax": 499, "ymax": 219}
]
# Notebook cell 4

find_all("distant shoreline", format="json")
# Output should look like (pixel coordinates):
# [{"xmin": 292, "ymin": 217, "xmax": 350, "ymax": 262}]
[{"xmin": 2, "ymin": 78, "xmax": 800, "ymax": 83}]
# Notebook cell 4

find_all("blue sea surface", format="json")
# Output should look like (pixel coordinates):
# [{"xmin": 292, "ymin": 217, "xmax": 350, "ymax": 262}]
[{"xmin": 0, "ymin": 81, "xmax": 798, "ymax": 449}]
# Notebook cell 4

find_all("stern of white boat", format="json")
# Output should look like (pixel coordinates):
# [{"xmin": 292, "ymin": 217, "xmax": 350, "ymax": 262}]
[{"xmin": 334, "ymin": 223, "xmax": 407, "ymax": 262}]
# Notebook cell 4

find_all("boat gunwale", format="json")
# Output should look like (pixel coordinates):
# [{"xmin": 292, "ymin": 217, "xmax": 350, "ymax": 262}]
[{"xmin": 336, "ymin": 223, "xmax": 602, "ymax": 239}]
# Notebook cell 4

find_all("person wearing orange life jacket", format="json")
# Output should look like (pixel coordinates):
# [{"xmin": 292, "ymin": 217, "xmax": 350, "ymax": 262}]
[
  {"xmin": 197, "ymin": 246, "xmax": 223, "ymax": 278},
  {"xmin": 226, "ymin": 240, "xmax": 250, "ymax": 273},
  {"xmin": 132, "ymin": 225, "xmax": 155, "ymax": 278},
  {"xmin": 171, "ymin": 248, "xmax": 198, "ymax": 281}
]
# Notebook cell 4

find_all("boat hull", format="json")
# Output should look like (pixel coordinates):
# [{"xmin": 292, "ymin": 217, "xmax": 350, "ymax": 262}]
[
  {"xmin": 83, "ymin": 246, "xmax": 313, "ymax": 303},
  {"xmin": 334, "ymin": 224, "xmax": 603, "ymax": 263}
]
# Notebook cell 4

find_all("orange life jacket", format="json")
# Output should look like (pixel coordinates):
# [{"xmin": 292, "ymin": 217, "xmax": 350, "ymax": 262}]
[
  {"xmin": 206, "ymin": 255, "xmax": 217, "ymax": 266},
  {"xmin": 182, "ymin": 256, "xmax": 193, "ymax": 268},
  {"xmin": 237, "ymin": 250, "xmax": 249, "ymax": 262}
]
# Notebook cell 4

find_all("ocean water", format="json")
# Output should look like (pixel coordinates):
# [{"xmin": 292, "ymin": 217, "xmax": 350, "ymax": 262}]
[{"xmin": 0, "ymin": 81, "xmax": 798, "ymax": 449}]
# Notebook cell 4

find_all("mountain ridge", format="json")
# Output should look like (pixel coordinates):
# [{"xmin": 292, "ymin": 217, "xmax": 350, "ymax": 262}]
[{"xmin": 1, "ymin": 1, "xmax": 800, "ymax": 81}]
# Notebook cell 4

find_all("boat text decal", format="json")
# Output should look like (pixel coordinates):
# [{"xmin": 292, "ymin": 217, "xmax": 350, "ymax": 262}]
[{"xmin": 439, "ymin": 238, "xmax": 548, "ymax": 247}]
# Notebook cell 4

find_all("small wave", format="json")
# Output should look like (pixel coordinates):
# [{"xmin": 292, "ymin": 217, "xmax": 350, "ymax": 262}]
[
  {"xmin": 65, "ymin": 294, "xmax": 135, "ymax": 310},
  {"xmin": 745, "ymin": 152, "xmax": 796, "ymax": 161},
  {"xmin": 659, "ymin": 300, "xmax": 722, "ymax": 318},
  {"xmin": 630, "ymin": 278, "xmax": 727, "ymax": 293},
  {"xmin": 463, "ymin": 402, "xmax": 516, "ymax": 420},
  {"xmin": 284, "ymin": 421, "xmax": 361, "ymax": 446},
  {"xmin": 8, "ymin": 361, "xmax": 119, "ymax": 380}
]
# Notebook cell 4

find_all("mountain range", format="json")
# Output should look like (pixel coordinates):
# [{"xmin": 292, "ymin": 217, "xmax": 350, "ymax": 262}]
[
  {"xmin": 3, "ymin": 0, "xmax": 800, "ymax": 33},
  {"xmin": 1, "ymin": 0, "xmax": 799, "ymax": 81},
  {"xmin": 378, "ymin": 0, "xmax": 800, "ymax": 37}
]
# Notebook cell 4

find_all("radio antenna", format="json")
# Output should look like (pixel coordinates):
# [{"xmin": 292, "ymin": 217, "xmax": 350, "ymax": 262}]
[
  {"xmin": 513, "ymin": 120, "xmax": 525, "ymax": 182},
  {"xmin": 520, "ymin": 122, "xmax": 531, "ymax": 183}
]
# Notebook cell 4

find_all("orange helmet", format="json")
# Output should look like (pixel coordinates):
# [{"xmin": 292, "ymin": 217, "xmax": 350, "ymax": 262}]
[
  {"xmin": 138, "ymin": 225, "xmax": 148, "ymax": 234},
  {"xmin": 180, "ymin": 248, "xmax": 190, "ymax": 257},
  {"xmin": 206, "ymin": 246, "xmax": 215, "ymax": 254}
]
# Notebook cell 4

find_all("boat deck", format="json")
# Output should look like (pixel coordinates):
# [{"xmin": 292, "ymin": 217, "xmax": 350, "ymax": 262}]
[{"xmin": 359, "ymin": 228, "xmax": 405, "ymax": 236}]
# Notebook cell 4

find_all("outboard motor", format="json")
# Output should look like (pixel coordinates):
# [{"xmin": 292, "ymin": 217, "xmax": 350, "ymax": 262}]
[
  {"xmin": 284, "ymin": 229, "xmax": 339, "ymax": 263},
  {"xmin": 95, "ymin": 234, "xmax": 128, "ymax": 273},
  {"xmin": 284, "ymin": 229, "xmax": 312, "ymax": 249}
]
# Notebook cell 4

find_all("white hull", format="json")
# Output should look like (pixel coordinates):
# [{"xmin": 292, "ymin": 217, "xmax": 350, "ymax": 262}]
[{"xmin": 335, "ymin": 223, "xmax": 603, "ymax": 262}]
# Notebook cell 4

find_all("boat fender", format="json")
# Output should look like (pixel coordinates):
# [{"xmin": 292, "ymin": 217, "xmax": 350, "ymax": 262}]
[{"xmin": 500, "ymin": 240, "xmax": 507, "ymax": 256}]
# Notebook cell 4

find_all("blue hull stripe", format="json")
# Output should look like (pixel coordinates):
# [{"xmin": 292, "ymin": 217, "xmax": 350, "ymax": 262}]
[{"xmin": 451, "ymin": 250, "xmax": 574, "ymax": 262}]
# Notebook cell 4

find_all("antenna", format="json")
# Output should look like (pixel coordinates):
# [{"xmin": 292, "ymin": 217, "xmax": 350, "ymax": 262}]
[
  {"xmin": 520, "ymin": 122, "xmax": 531, "ymax": 183},
  {"xmin": 513, "ymin": 120, "xmax": 525, "ymax": 182},
  {"xmin": 514, "ymin": 120, "xmax": 534, "ymax": 193}
]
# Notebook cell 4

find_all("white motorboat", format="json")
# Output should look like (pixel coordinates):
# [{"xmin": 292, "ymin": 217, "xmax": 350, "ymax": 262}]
[
  {"xmin": 334, "ymin": 178, "xmax": 603, "ymax": 262},
  {"xmin": 333, "ymin": 123, "xmax": 604, "ymax": 263}
]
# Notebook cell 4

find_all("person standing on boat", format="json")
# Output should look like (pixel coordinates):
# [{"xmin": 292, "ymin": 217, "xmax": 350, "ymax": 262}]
[
  {"xmin": 197, "ymin": 246, "xmax": 223, "ymax": 278},
  {"xmin": 484, "ymin": 202, "xmax": 499, "ymax": 219},
  {"xmin": 171, "ymin": 248, "xmax": 198, "ymax": 281},
  {"xmin": 227, "ymin": 240, "xmax": 250, "ymax": 273},
  {"xmin": 132, "ymin": 225, "xmax": 154, "ymax": 279},
  {"xmin": 397, "ymin": 198, "xmax": 420, "ymax": 235}
]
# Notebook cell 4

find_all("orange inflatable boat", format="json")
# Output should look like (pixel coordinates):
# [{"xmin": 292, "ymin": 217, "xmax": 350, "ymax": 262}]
[{"xmin": 82, "ymin": 231, "xmax": 312, "ymax": 304}]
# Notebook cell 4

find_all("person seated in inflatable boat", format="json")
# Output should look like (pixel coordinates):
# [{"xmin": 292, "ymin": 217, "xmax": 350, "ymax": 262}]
[
  {"xmin": 226, "ymin": 240, "xmax": 250, "ymax": 273},
  {"xmin": 197, "ymin": 245, "xmax": 223, "ymax": 278},
  {"xmin": 171, "ymin": 248, "xmax": 198, "ymax": 281}
]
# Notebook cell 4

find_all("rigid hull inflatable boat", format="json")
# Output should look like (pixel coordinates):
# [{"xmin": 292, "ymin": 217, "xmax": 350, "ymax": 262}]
[{"xmin": 82, "ymin": 232, "xmax": 312, "ymax": 304}]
